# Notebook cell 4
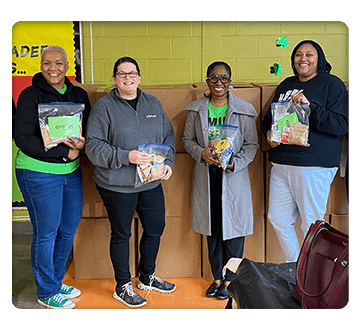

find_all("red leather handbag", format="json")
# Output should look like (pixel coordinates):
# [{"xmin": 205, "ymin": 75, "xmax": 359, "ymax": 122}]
[{"xmin": 293, "ymin": 220, "xmax": 349, "ymax": 309}]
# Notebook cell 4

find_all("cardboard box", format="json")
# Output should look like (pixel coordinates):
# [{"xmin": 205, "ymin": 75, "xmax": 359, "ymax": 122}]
[
  {"xmin": 138, "ymin": 216, "xmax": 202, "ymax": 277},
  {"xmin": 265, "ymin": 215, "xmax": 330, "ymax": 263},
  {"xmin": 73, "ymin": 82, "xmax": 112, "ymax": 107},
  {"xmin": 80, "ymin": 156, "xmax": 108, "ymax": 218},
  {"xmin": 137, "ymin": 88, "xmax": 195, "ymax": 153},
  {"xmin": 248, "ymin": 151, "xmax": 264, "ymax": 215},
  {"xmin": 73, "ymin": 217, "xmax": 137, "ymax": 279},
  {"xmin": 329, "ymin": 171, "xmax": 349, "ymax": 215},
  {"xmin": 330, "ymin": 214, "xmax": 349, "ymax": 235},
  {"xmin": 202, "ymin": 214, "xmax": 265, "ymax": 279},
  {"xmin": 252, "ymin": 84, "xmax": 277, "ymax": 151},
  {"xmin": 161, "ymin": 153, "xmax": 195, "ymax": 218}
]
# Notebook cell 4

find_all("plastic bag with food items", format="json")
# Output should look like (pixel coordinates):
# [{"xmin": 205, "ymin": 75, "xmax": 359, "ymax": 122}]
[
  {"xmin": 208, "ymin": 124, "xmax": 238, "ymax": 170},
  {"xmin": 38, "ymin": 102, "xmax": 85, "ymax": 151},
  {"xmin": 135, "ymin": 143, "xmax": 172, "ymax": 188},
  {"xmin": 270, "ymin": 101, "xmax": 311, "ymax": 147}
]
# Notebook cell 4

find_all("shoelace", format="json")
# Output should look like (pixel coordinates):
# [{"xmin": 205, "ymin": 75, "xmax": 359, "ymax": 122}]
[
  {"xmin": 145, "ymin": 274, "xmax": 163, "ymax": 297},
  {"xmin": 120, "ymin": 283, "xmax": 136, "ymax": 299},
  {"xmin": 61, "ymin": 284, "xmax": 71, "ymax": 292},
  {"xmin": 52, "ymin": 293, "xmax": 67, "ymax": 305}
]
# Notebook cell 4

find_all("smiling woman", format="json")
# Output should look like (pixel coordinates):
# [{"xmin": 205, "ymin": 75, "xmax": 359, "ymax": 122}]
[
  {"xmin": 261, "ymin": 40, "xmax": 348, "ymax": 264},
  {"xmin": 13, "ymin": 44, "xmax": 91, "ymax": 309},
  {"xmin": 41, "ymin": 45, "xmax": 69, "ymax": 90},
  {"xmin": 84, "ymin": 56, "xmax": 176, "ymax": 308},
  {"xmin": 293, "ymin": 43, "xmax": 318, "ymax": 82},
  {"xmin": 112, "ymin": 57, "xmax": 141, "ymax": 100}
]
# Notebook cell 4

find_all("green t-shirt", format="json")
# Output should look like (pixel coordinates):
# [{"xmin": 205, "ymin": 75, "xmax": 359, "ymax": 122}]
[
  {"xmin": 208, "ymin": 102, "xmax": 228, "ymax": 145},
  {"xmin": 56, "ymin": 85, "xmax": 67, "ymax": 94},
  {"xmin": 208, "ymin": 102, "xmax": 228, "ymax": 126}
]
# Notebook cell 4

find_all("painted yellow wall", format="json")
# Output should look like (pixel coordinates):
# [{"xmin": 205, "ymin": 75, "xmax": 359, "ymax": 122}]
[{"xmin": 81, "ymin": 21, "xmax": 348, "ymax": 86}]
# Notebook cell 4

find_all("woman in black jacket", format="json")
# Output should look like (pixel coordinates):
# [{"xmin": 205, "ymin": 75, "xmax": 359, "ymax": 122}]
[
  {"xmin": 261, "ymin": 40, "xmax": 348, "ymax": 262},
  {"xmin": 14, "ymin": 45, "xmax": 91, "ymax": 309}
]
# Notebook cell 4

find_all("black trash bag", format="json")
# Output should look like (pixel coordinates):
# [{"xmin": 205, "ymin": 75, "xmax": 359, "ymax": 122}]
[{"xmin": 227, "ymin": 258, "xmax": 301, "ymax": 309}]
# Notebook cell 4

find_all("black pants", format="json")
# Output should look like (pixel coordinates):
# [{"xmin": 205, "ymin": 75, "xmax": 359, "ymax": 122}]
[
  {"xmin": 208, "ymin": 166, "xmax": 245, "ymax": 282},
  {"xmin": 97, "ymin": 184, "xmax": 165, "ymax": 289}
]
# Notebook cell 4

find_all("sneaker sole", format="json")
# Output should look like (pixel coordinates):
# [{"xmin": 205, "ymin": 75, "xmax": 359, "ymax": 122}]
[
  {"xmin": 37, "ymin": 299, "xmax": 75, "ymax": 309},
  {"xmin": 113, "ymin": 292, "xmax": 147, "ymax": 308},
  {"xmin": 137, "ymin": 281, "xmax": 176, "ymax": 294}
]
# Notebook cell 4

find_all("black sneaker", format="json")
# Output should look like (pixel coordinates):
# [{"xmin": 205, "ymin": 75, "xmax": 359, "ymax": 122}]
[
  {"xmin": 137, "ymin": 273, "xmax": 176, "ymax": 294},
  {"xmin": 113, "ymin": 282, "xmax": 147, "ymax": 308}
]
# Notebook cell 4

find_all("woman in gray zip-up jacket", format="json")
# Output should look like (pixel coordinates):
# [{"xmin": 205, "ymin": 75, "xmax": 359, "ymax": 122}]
[{"xmin": 85, "ymin": 57, "xmax": 176, "ymax": 308}]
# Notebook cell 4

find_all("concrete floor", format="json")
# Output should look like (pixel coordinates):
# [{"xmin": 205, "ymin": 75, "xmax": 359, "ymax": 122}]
[{"xmin": 12, "ymin": 232, "xmax": 46, "ymax": 309}]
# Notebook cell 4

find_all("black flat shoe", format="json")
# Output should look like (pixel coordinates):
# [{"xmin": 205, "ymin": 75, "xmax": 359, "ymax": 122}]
[
  {"xmin": 206, "ymin": 282, "xmax": 219, "ymax": 298},
  {"xmin": 216, "ymin": 283, "xmax": 229, "ymax": 300}
]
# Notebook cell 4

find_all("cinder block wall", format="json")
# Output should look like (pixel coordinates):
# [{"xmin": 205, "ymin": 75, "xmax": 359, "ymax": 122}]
[{"xmin": 81, "ymin": 21, "xmax": 348, "ymax": 85}]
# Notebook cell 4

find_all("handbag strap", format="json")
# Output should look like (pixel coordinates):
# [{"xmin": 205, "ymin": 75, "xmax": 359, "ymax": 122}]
[
  {"xmin": 298, "ymin": 220, "xmax": 331, "ymax": 262},
  {"xmin": 296, "ymin": 220, "xmax": 348, "ymax": 297},
  {"xmin": 296, "ymin": 221, "xmax": 329, "ymax": 294}
]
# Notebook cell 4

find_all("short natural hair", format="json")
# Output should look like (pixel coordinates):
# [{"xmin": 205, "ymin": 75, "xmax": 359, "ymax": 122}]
[
  {"xmin": 206, "ymin": 61, "xmax": 232, "ymax": 78},
  {"xmin": 41, "ymin": 45, "xmax": 68, "ymax": 63}
]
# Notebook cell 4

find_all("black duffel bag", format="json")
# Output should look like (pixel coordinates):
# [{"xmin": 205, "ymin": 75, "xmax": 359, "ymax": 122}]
[{"xmin": 227, "ymin": 258, "xmax": 301, "ymax": 309}]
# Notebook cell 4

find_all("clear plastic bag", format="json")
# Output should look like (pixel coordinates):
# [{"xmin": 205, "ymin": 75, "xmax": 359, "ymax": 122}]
[
  {"xmin": 270, "ymin": 101, "xmax": 311, "ymax": 147},
  {"xmin": 208, "ymin": 124, "xmax": 238, "ymax": 170},
  {"xmin": 135, "ymin": 143, "xmax": 172, "ymax": 188},
  {"xmin": 38, "ymin": 102, "xmax": 85, "ymax": 151}
]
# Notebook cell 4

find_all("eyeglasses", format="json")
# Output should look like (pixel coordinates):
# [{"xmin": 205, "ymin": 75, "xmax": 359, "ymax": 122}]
[
  {"xmin": 115, "ymin": 71, "xmax": 139, "ymax": 78},
  {"xmin": 206, "ymin": 74, "xmax": 231, "ymax": 84}
]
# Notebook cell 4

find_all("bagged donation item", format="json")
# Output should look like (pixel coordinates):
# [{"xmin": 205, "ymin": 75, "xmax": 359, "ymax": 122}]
[
  {"xmin": 38, "ymin": 102, "xmax": 85, "ymax": 151},
  {"xmin": 270, "ymin": 101, "xmax": 311, "ymax": 147},
  {"xmin": 135, "ymin": 143, "xmax": 172, "ymax": 188},
  {"xmin": 208, "ymin": 124, "xmax": 238, "ymax": 170}
]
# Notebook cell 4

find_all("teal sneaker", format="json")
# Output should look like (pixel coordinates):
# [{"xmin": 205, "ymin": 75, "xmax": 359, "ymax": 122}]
[
  {"xmin": 37, "ymin": 293, "xmax": 75, "ymax": 309},
  {"xmin": 61, "ymin": 284, "xmax": 81, "ymax": 298}
]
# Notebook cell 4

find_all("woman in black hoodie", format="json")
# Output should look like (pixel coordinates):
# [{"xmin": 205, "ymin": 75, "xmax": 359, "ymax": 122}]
[
  {"xmin": 14, "ymin": 45, "xmax": 91, "ymax": 309},
  {"xmin": 261, "ymin": 40, "xmax": 348, "ymax": 262}
]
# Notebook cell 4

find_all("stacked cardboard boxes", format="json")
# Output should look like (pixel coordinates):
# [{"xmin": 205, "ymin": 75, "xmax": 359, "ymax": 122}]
[{"xmin": 72, "ymin": 81, "xmax": 348, "ymax": 279}]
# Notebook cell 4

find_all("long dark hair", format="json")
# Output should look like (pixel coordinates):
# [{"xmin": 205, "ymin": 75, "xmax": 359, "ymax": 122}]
[
  {"xmin": 291, "ymin": 40, "xmax": 332, "ymax": 76},
  {"xmin": 112, "ymin": 56, "xmax": 141, "ymax": 77}
]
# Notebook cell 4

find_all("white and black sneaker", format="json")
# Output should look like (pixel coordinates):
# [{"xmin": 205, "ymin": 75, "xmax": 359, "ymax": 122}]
[
  {"xmin": 113, "ymin": 282, "xmax": 147, "ymax": 308},
  {"xmin": 137, "ymin": 273, "xmax": 176, "ymax": 294}
]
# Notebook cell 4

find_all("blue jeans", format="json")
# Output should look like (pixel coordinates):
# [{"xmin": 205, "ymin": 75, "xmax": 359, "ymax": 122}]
[{"xmin": 15, "ymin": 168, "xmax": 83, "ymax": 300}]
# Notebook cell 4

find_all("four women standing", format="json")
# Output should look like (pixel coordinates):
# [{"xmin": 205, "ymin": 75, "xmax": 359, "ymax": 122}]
[{"xmin": 14, "ymin": 39, "xmax": 348, "ymax": 308}]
